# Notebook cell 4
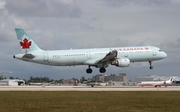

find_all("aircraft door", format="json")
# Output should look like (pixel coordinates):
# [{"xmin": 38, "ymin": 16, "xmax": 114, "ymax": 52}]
[
  {"xmin": 43, "ymin": 52, "xmax": 49, "ymax": 61},
  {"xmin": 124, "ymin": 52, "xmax": 128, "ymax": 57},
  {"xmin": 152, "ymin": 48, "xmax": 157, "ymax": 56},
  {"xmin": 86, "ymin": 51, "xmax": 91, "ymax": 59}
]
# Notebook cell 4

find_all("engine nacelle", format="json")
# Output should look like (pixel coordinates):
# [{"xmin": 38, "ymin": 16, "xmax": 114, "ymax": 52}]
[{"xmin": 111, "ymin": 58, "xmax": 130, "ymax": 67}]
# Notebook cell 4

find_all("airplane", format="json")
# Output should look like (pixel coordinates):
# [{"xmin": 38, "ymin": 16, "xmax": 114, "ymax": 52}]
[
  {"xmin": 137, "ymin": 77, "xmax": 173, "ymax": 87},
  {"xmin": 13, "ymin": 28, "xmax": 167, "ymax": 74}
]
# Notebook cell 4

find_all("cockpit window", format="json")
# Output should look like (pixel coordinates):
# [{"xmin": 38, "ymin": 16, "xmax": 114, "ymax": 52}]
[{"xmin": 159, "ymin": 50, "xmax": 163, "ymax": 52}]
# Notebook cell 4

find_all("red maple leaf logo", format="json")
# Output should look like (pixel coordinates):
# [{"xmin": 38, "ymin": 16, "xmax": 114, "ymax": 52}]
[
  {"xmin": 145, "ymin": 48, "xmax": 149, "ymax": 50},
  {"xmin": 20, "ymin": 38, "xmax": 32, "ymax": 49}
]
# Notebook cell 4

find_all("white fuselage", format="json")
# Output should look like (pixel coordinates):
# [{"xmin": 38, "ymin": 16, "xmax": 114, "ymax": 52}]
[
  {"xmin": 137, "ymin": 81, "xmax": 167, "ymax": 87},
  {"xmin": 13, "ymin": 28, "xmax": 167, "ymax": 74},
  {"xmin": 14, "ymin": 46, "xmax": 166, "ymax": 67},
  {"xmin": 137, "ymin": 78, "xmax": 173, "ymax": 87}
]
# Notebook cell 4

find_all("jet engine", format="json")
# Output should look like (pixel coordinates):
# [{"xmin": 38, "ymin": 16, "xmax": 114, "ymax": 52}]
[{"xmin": 111, "ymin": 58, "xmax": 130, "ymax": 67}]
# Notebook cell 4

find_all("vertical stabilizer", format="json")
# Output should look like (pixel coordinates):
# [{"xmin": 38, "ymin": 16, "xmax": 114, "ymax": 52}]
[
  {"xmin": 15, "ymin": 28, "xmax": 42, "ymax": 53},
  {"xmin": 166, "ymin": 77, "xmax": 173, "ymax": 84}
]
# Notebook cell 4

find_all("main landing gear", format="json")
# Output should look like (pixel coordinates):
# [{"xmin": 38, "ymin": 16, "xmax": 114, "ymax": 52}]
[
  {"xmin": 86, "ymin": 66, "xmax": 106, "ymax": 74},
  {"xmin": 149, "ymin": 61, "xmax": 154, "ymax": 69},
  {"xmin": 99, "ymin": 67, "xmax": 106, "ymax": 73},
  {"xmin": 86, "ymin": 66, "xmax": 92, "ymax": 74}
]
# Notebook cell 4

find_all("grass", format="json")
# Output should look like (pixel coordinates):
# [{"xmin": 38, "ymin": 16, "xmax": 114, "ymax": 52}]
[{"xmin": 0, "ymin": 91, "xmax": 180, "ymax": 112}]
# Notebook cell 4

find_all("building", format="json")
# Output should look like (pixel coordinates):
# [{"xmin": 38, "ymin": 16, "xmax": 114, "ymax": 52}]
[
  {"xmin": 0, "ymin": 79, "xmax": 25, "ymax": 86},
  {"xmin": 134, "ymin": 75, "xmax": 154, "ymax": 82},
  {"xmin": 62, "ymin": 79, "xmax": 76, "ymax": 86},
  {"xmin": 133, "ymin": 75, "xmax": 169, "ymax": 82},
  {"xmin": 171, "ymin": 81, "xmax": 180, "ymax": 86},
  {"xmin": 171, "ymin": 76, "xmax": 180, "ymax": 86},
  {"xmin": 91, "ymin": 73, "xmax": 128, "ymax": 82},
  {"xmin": 91, "ymin": 73, "xmax": 138, "ymax": 86},
  {"xmin": 134, "ymin": 75, "xmax": 180, "ymax": 83}
]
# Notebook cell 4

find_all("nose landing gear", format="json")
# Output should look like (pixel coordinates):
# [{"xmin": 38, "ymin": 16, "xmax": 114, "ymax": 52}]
[{"xmin": 149, "ymin": 61, "xmax": 154, "ymax": 69}]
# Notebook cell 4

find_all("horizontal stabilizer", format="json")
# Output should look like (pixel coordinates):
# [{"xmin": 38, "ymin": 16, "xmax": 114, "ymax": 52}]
[{"xmin": 22, "ymin": 54, "xmax": 35, "ymax": 59}]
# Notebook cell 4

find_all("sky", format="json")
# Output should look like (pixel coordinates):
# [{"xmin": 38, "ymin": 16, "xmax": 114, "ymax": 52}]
[{"xmin": 0, "ymin": 0, "xmax": 180, "ymax": 80}]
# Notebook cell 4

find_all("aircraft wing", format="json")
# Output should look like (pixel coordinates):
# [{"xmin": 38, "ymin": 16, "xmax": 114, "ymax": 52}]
[
  {"xmin": 97, "ymin": 50, "xmax": 118, "ymax": 63},
  {"xmin": 84, "ymin": 50, "xmax": 118, "ymax": 65}
]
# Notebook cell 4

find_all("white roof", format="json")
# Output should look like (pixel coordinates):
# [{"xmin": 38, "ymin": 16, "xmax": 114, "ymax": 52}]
[{"xmin": 0, "ymin": 79, "xmax": 24, "ymax": 81}]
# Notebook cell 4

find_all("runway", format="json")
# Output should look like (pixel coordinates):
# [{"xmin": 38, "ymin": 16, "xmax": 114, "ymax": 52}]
[{"xmin": 0, "ymin": 86, "xmax": 180, "ymax": 91}]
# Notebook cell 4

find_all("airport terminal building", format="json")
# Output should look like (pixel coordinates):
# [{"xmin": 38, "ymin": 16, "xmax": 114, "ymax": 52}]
[
  {"xmin": 91, "ymin": 73, "xmax": 137, "ymax": 86},
  {"xmin": 91, "ymin": 73, "xmax": 128, "ymax": 82}
]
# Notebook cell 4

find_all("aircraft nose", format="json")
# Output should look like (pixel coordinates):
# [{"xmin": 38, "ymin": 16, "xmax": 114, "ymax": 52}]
[{"xmin": 163, "ymin": 52, "xmax": 167, "ymax": 58}]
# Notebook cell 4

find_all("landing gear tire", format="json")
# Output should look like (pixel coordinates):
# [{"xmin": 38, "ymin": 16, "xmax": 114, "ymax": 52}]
[
  {"xmin": 150, "ymin": 66, "xmax": 154, "ymax": 69},
  {"xmin": 86, "ymin": 68, "xmax": 92, "ymax": 74},
  {"xmin": 99, "ymin": 68, "xmax": 106, "ymax": 73}
]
